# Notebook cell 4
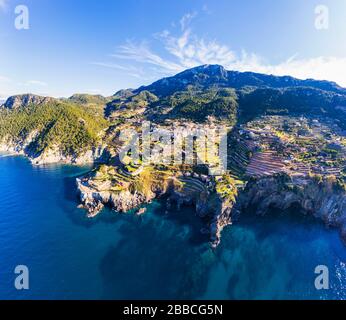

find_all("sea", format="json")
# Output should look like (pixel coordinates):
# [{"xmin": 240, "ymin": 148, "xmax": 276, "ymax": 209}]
[{"xmin": 0, "ymin": 153, "xmax": 345, "ymax": 300}]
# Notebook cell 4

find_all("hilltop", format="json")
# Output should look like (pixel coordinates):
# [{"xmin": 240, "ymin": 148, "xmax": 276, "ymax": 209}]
[{"xmin": 2, "ymin": 94, "xmax": 56, "ymax": 110}]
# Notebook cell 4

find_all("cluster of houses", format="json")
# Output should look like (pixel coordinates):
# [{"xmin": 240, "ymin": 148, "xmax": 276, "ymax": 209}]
[{"xmin": 114, "ymin": 116, "xmax": 345, "ymax": 185}]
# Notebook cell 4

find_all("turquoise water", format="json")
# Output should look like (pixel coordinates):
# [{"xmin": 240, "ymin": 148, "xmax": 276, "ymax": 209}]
[{"xmin": 0, "ymin": 154, "xmax": 345, "ymax": 300}]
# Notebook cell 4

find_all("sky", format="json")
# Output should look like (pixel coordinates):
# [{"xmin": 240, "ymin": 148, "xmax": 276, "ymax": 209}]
[{"xmin": 1, "ymin": 0, "xmax": 346, "ymax": 99}]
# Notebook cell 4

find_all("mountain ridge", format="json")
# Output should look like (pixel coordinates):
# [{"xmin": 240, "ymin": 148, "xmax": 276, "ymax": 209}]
[
  {"xmin": 4, "ymin": 65, "xmax": 345, "ymax": 129},
  {"xmin": 135, "ymin": 64, "xmax": 346, "ymax": 97},
  {"xmin": 2, "ymin": 64, "xmax": 346, "ymax": 109}
]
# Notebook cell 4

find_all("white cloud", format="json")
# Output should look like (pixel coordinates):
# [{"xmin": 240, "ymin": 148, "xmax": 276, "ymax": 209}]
[
  {"xmin": 180, "ymin": 12, "xmax": 197, "ymax": 31},
  {"xmin": 120, "ymin": 30, "xmax": 346, "ymax": 87},
  {"xmin": 159, "ymin": 29, "xmax": 237, "ymax": 70},
  {"xmin": 96, "ymin": 12, "xmax": 346, "ymax": 88},
  {"xmin": 91, "ymin": 62, "xmax": 134, "ymax": 71},
  {"xmin": 202, "ymin": 4, "xmax": 212, "ymax": 15},
  {"xmin": 229, "ymin": 54, "xmax": 346, "ymax": 87},
  {"xmin": 0, "ymin": 78, "xmax": 49, "ymax": 99},
  {"xmin": 91, "ymin": 61, "xmax": 152, "ymax": 80},
  {"xmin": 112, "ymin": 40, "xmax": 183, "ymax": 73}
]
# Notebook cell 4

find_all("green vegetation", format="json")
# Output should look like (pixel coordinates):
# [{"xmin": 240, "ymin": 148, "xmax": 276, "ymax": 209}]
[
  {"xmin": 105, "ymin": 90, "xmax": 159, "ymax": 119},
  {"xmin": 67, "ymin": 94, "xmax": 110, "ymax": 117},
  {"xmin": 238, "ymin": 87, "xmax": 346, "ymax": 128},
  {"xmin": 215, "ymin": 174, "xmax": 238, "ymax": 202},
  {"xmin": 0, "ymin": 102, "xmax": 109, "ymax": 156},
  {"xmin": 166, "ymin": 88, "xmax": 238, "ymax": 123}
]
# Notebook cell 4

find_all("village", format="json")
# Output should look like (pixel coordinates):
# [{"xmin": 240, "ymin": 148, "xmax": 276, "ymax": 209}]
[{"xmin": 89, "ymin": 115, "xmax": 345, "ymax": 208}]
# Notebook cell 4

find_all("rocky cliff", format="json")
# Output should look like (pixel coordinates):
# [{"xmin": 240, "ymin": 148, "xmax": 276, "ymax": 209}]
[
  {"xmin": 76, "ymin": 177, "xmax": 157, "ymax": 217},
  {"xmin": 0, "ymin": 133, "xmax": 109, "ymax": 165},
  {"xmin": 76, "ymin": 170, "xmax": 237, "ymax": 247},
  {"xmin": 239, "ymin": 173, "xmax": 346, "ymax": 242},
  {"xmin": 77, "ymin": 170, "xmax": 346, "ymax": 247}
]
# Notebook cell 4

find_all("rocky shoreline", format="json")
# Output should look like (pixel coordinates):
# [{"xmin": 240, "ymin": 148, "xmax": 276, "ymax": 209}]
[
  {"xmin": 76, "ymin": 171, "xmax": 346, "ymax": 247},
  {"xmin": 0, "ymin": 138, "xmax": 109, "ymax": 166},
  {"xmin": 76, "ymin": 172, "xmax": 236, "ymax": 248},
  {"xmin": 239, "ymin": 174, "xmax": 346, "ymax": 243},
  {"xmin": 2, "ymin": 139, "xmax": 345, "ymax": 248}
]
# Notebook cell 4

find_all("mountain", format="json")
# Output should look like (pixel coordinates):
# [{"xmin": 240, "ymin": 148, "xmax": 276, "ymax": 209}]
[
  {"xmin": 65, "ymin": 94, "xmax": 112, "ymax": 118},
  {"xmin": 76, "ymin": 65, "xmax": 346, "ymax": 248},
  {"xmin": 103, "ymin": 65, "xmax": 346, "ymax": 127},
  {"xmin": 105, "ymin": 90, "xmax": 159, "ymax": 119},
  {"xmin": 2, "ymin": 93, "xmax": 110, "ymax": 109},
  {"xmin": 1, "ymin": 64, "xmax": 346, "ymax": 165},
  {"xmin": 2, "ymin": 94, "xmax": 56, "ymax": 109},
  {"xmin": 136, "ymin": 64, "xmax": 346, "ymax": 98}
]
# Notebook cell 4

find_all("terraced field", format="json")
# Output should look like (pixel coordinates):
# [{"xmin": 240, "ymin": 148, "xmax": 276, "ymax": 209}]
[
  {"xmin": 246, "ymin": 151, "xmax": 286, "ymax": 177},
  {"xmin": 227, "ymin": 135, "xmax": 252, "ymax": 178},
  {"xmin": 291, "ymin": 162, "xmax": 311, "ymax": 177},
  {"xmin": 177, "ymin": 176, "xmax": 208, "ymax": 196}
]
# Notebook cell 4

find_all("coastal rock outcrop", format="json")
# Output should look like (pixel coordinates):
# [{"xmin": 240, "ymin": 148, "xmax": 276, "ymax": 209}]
[
  {"xmin": 77, "ymin": 177, "xmax": 155, "ymax": 217},
  {"xmin": 76, "ymin": 169, "xmax": 346, "ymax": 247},
  {"xmin": 239, "ymin": 173, "xmax": 346, "ymax": 242},
  {"xmin": 76, "ymin": 169, "xmax": 237, "ymax": 247},
  {"xmin": 0, "ymin": 134, "xmax": 110, "ymax": 165}
]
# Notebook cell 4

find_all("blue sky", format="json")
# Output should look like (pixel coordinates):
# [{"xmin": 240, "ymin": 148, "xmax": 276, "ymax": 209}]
[{"xmin": 1, "ymin": 0, "xmax": 346, "ymax": 99}]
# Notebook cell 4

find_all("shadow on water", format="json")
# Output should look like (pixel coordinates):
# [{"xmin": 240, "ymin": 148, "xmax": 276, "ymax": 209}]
[
  {"xmin": 60, "ymin": 171, "xmax": 218, "ymax": 299},
  {"xmin": 60, "ymin": 166, "xmax": 346, "ymax": 299},
  {"xmin": 151, "ymin": 199, "xmax": 210, "ymax": 246},
  {"xmin": 60, "ymin": 180, "xmax": 218, "ymax": 299},
  {"xmin": 238, "ymin": 205, "xmax": 338, "ymax": 245},
  {"xmin": 215, "ymin": 206, "xmax": 346, "ymax": 300},
  {"xmin": 242, "ymin": 206, "xmax": 346, "ymax": 264},
  {"xmin": 63, "ymin": 176, "xmax": 80, "ymax": 203},
  {"xmin": 98, "ymin": 212, "xmax": 217, "ymax": 299}
]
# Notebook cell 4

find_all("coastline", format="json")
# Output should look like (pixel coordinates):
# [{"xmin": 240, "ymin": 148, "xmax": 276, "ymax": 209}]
[
  {"xmin": 0, "ymin": 140, "xmax": 109, "ymax": 166},
  {"xmin": 1, "ymin": 139, "xmax": 345, "ymax": 249},
  {"xmin": 1, "ymin": 153, "xmax": 345, "ymax": 299},
  {"xmin": 76, "ymin": 169, "xmax": 346, "ymax": 248}
]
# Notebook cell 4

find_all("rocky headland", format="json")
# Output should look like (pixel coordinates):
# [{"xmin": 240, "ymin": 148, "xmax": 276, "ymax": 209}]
[
  {"xmin": 77, "ymin": 169, "xmax": 346, "ymax": 247},
  {"xmin": 76, "ymin": 165, "xmax": 238, "ymax": 247}
]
